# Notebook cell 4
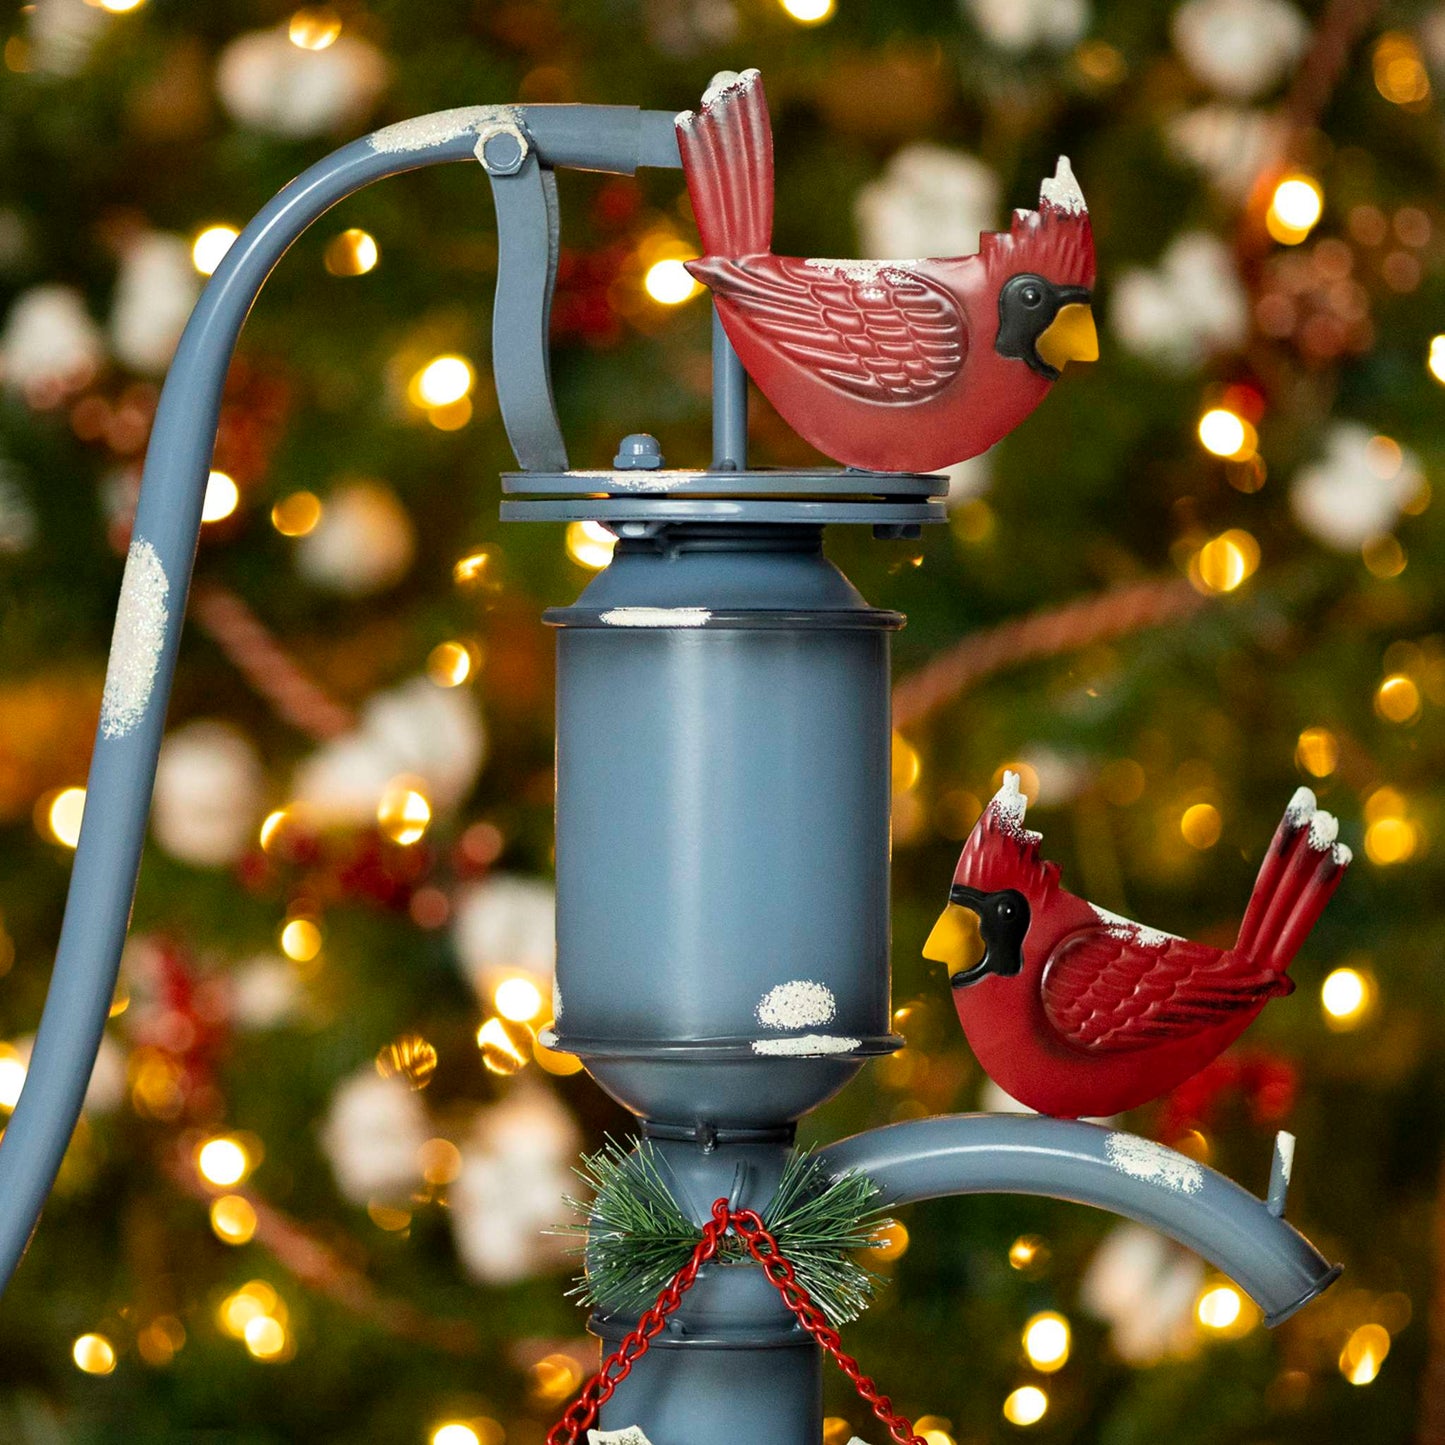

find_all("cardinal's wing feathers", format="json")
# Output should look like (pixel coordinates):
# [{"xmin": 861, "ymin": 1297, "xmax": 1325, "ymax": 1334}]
[
  {"xmin": 689, "ymin": 255, "xmax": 967, "ymax": 405},
  {"xmin": 1041, "ymin": 923, "xmax": 1292, "ymax": 1053}
]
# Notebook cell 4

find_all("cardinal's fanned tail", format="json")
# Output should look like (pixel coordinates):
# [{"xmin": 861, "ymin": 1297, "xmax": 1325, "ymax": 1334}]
[
  {"xmin": 676, "ymin": 69, "xmax": 773, "ymax": 257},
  {"xmin": 1235, "ymin": 787, "xmax": 1352, "ymax": 976}
]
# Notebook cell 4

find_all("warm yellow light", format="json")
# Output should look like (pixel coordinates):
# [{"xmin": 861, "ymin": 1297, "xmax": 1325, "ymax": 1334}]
[
  {"xmin": 258, "ymin": 810, "xmax": 288, "ymax": 851},
  {"xmin": 1009, "ymin": 1235, "xmax": 1049, "ymax": 1272},
  {"xmin": 1267, "ymin": 176, "xmax": 1323, "ymax": 244},
  {"xmin": 288, "ymin": 6, "xmax": 342, "ymax": 51},
  {"xmin": 46, "ymin": 786, "xmax": 86, "ymax": 848},
  {"xmin": 411, "ymin": 355, "xmax": 474, "ymax": 409},
  {"xmin": 280, "ymin": 918, "xmax": 322, "ymax": 962},
  {"xmin": 427, "ymin": 396, "xmax": 473, "ymax": 431},
  {"xmin": 1340, "ymin": 1323, "xmax": 1391, "ymax": 1385},
  {"xmin": 1429, "ymin": 336, "xmax": 1445, "ymax": 385},
  {"xmin": 271, "ymin": 491, "xmax": 322, "ymax": 536},
  {"xmin": 202, "ymin": 470, "xmax": 239, "ymax": 523},
  {"xmin": 1362, "ymin": 534, "xmax": 1407, "ymax": 579},
  {"xmin": 192, "ymin": 225, "xmax": 240, "ymax": 277},
  {"xmin": 453, "ymin": 548, "xmax": 496, "ymax": 585},
  {"xmin": 377, "ymin": 780, "xmax": 431, "ymax": 845},
  {"xmin": 243, "ymin": 1313, "xmax": 288, "ymax": 1361},
  {"xmin": 1375, "ymin": 673, "xmax": 1421, "ymax": 724},
  {"xmin": 1374, "ymin": 33, "xmax": 1430, "ymax": 106},
  {"xmin": 565, "ymin": 519, "xmax": 617, "ymax": 570},
  {"xmin": 871, "ymin": 1220, "xmax": 910, "ymax": 1262},
  {"xmin": 218, "ymin": 1280, "xmax": 279, "ymax": 1338},
  {"xmin": 375, "ymin": 1033, "xmax": 439, "ymax": 1090},
  {"xmin": 892, "ymin": 734, "xmax": 922, "ymax": 793},
  {"xmin": 97, "ymin": 0, "xmax": 146, "ymax": 12},
  {"xmin": 1321, "ymin": 966, "xmax": 1374, "ymax": 1027},
  {"xmin": 644, "ymin": 257, "xmax": 703, "ymax": 306},
  {"xmin": 533, "ymin": 1025, "xmax": 585, "ymax": 1076},
  {"xmin": 477, "ymin": 1016, "xmax": 532, "ymax": 1075},
  {"xmin": 432, "ymin": 1427, "xmax": 482, "ymax": 1445},
  {"xmin": 197, "ymin": 1135, "xmax": 250, "ymax": 1188},
  {"xmin": 1365, "ymin": 786, "xmax": 1407, "ymax": 824},
  {"xmin": 1022, "ymin": 1311, "xmax": 1071, "ymax": 1371},
  {"xmin": 531, "ymin": 1352, "xmax": 586, "ymax": 1402},
  {"xmin": 0, "ymin": 1046, "xmax": 27, "ymax": 1110},
  {"xmin": 1296, "ymin": 727, "xmax": 1339, "ymax": 778},
  {"xmin": 1365, "ymin": 816, "xmax": 1417, "ymax": 864},
  {"xmin": 210, "ymin": 1194, "xmax": 258, "ymax": 1245},
  {"xmin": 1196, "ymin": 1284, "xmax": 1243, "ymax": 1330},
  {"xmin": 780, "ymin": 0, "xmax": 836, "ymax": 21},
  {"xmin": 495, "ymin": 977, "xmax": 545, "ymax": 1022},
  {"xmin": 72, "ymin": 1332, "xmax": 117, "ymax": 1374},
  {"xmin": 1002, "ymin": 1385, "xmax": 1048, "ymax": 1427},
  {"xmin": 1191, "ymin": 529, "xmax": 1260, "ymax": 594},
  {"xmin": 427, "ymin": 641, "xmax": 474, "ymax": 687},
  {"xmin": 1180, "ymin": 801, "xmax": 1222, "ymax": 849},
  {"xmin": 418, "ymin": 1137, "xmax": 463, "ymax": 1186},
  {"xmin": 1197, "ymin": 408, "xmax": 1251, "ymax": 459},
  {"xmin": 135, "ymin": 1315, "xmax": 185, "ymax": 1366}
]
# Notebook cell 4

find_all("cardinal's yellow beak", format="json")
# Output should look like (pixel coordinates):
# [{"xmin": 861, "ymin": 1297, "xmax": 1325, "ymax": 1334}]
[
  {"xmin": 1036, "ymin": 302, "xmax": 1098, "ymax": 372},
  {"xmin": 923, "ymin": 903, "xmax": 985, "ymax": 978}
]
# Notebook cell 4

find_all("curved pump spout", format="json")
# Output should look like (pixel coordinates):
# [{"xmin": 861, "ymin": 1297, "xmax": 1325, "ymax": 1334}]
[{"xmin": 818, "ymin": 1115, "xmax": 1339, "ymax": 1327}]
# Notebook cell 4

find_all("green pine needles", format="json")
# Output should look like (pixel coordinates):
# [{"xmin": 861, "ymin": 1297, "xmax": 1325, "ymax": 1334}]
[{"xmin": 561, "ymin": 1138, "xmax": 892, "ymax": 1325}]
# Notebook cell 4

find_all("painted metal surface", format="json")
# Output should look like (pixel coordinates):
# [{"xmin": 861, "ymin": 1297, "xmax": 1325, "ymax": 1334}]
[
  {"xmin": 0, "ymin": 103, "xmax": 686, "ymax": 1293},
  {"xmin": 819, "ymin": 1116, "xmax": 1340, "ymax": 1327},
  {"xmin": 548, "ymin": 526, "xmax": 900, "ymax": 1132}
]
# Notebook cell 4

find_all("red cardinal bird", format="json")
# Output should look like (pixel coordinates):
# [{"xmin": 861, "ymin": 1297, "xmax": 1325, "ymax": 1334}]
[
  {"xmin": 924, "ymin": 773, "xmax": 1351, "ymax": 1119},
  {"xmin": 675, "ymin": 69, "xmax": 1098, "ymax": 474}
]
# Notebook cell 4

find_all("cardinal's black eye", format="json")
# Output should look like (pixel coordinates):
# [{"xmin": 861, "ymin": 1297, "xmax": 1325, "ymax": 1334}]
[
  {"xmin": 1019, "ymin": 285, "xmax": 1043, "ymax": 308},
  {"xmin": 997, "ymin": 900, "xmax": 1016, "ymax": 920}
]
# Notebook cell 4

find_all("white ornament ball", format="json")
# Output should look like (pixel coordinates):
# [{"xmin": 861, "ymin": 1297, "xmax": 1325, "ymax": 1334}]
[
  {"xmin": 1290, "ymin": 423, "xmax": 1425, "ymax": 551},
  {"xmin": 0, "ymin": 285, "xmax": 104, "ymax": 398},
  {"xmin": 856, "ymin": 144, "xmax": 999, "ymax": 262},
  {"xmin": 451, "ymin": 874, "xmax": 556, "ymax": 1005},
  {"xmin": 110, "ymin": 232, "xmax": 201, "ymax": 374},
  {"xmin": 295, "ymin": 481, "xmax": 416, "ymax": 596},
  {"xmin": 942, "ymin": 453, "xmax": 991, "ymax": 507},
  {"xmin": 152, "ymin": 720, "xmax": 266, "ymax": 868},
  {"xmin": 1171, "ymin": 0, "xmax": 1309, "ymax": 100},
  {"xmin": 319, "ymin": 1067, "xmax": 429, "ymax": 1206},
  {"xmin": 293, "ymin": 674, "xmax": 486, "ymax": 825},
  {"xmin": 1110, "ymin": 233, "xmax": 1248, "ymax": 370},
  {"xmin": 230, "ymin": 955, "xmax": 302, "ymax": 1030},
  {"xmin": 448, "ymin": 1084, "xmax": 579, "ymax": 1284},
  {"xmin": 1167, "ymin": 105, "xmax": 1285, "ymax": 199},
  {"xmin": 26, "ymin": 0, "xmax": 107, "ymax": 78},
  {"xmin": 217, "ymin": 27, "xmax": 389, "ymax": 139},
  {"xmin": 1080, "ymin": 1222, "xmax": 1204, "ymax": 1364},
  {"xmin": 963, "ymin": 0, "xmax": 1090, "ymax": 52}
]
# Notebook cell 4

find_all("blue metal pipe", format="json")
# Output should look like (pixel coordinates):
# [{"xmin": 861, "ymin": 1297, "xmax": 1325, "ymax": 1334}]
[
  {"xmin": 0, "ymin": 104, "xmax": 681, "ymax": 1294},
  {"xmin": 817, "ymin": 1115, "xmax": 1340, "ymax": 1326}
]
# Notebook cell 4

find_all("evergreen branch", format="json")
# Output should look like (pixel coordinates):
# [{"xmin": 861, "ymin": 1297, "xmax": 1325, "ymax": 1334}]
[{"xmin": 558, "ymin": 1139, "xmax": 893, "ymax": 1325}]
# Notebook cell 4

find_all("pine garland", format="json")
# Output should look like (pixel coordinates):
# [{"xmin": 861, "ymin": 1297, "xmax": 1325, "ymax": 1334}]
[{"xmin": 561, "ymin": 1139, "xmax": 892, "ymax": 1325}]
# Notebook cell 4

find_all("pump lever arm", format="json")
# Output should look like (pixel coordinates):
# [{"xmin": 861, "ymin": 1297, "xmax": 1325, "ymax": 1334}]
[{"xmin": 0, "ymin": 103, "xmax": 680, "ymax": 1300}]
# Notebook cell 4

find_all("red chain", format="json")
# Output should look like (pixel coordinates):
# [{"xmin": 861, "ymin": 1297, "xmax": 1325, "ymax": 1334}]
[{"xmin": 547, "ymin": 1198, "xmax": 925, "ymax": 1445}]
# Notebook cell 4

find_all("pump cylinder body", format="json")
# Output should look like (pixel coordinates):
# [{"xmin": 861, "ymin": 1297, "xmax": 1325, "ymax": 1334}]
[{"xmin": 549, "ymin": 526, "xmax": 900, "ymax": 1133}]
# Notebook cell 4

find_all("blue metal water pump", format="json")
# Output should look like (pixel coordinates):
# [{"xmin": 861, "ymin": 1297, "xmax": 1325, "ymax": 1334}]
[{"xmin": 0, "ymin": 100, "xmax": 1338, "ymax": 1442}]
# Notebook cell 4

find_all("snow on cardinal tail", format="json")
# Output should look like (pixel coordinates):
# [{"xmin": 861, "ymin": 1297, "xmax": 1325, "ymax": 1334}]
[
  {"xmin": 1233, "ymin": 787, "xmax": 1352, "ymax": 977},
  {"xmin": 676, "ymin": 68, "xmax": 773, "ymax": 258}
]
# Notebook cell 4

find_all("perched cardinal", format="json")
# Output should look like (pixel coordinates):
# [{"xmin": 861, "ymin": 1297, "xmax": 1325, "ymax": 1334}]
[
  {"xmin": 924, "ymin": 773, "xmax": 1352, "ymax": 1119},
  {"xmin": 675, "ymin": 69, "xmax": 1098, "ymax": 475}
]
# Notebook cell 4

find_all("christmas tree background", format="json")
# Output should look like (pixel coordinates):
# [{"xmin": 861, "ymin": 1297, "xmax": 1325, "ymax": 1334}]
[{"xmin": 0, "ymin": 0, "xmax": 1440, "ymax": 1439}]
